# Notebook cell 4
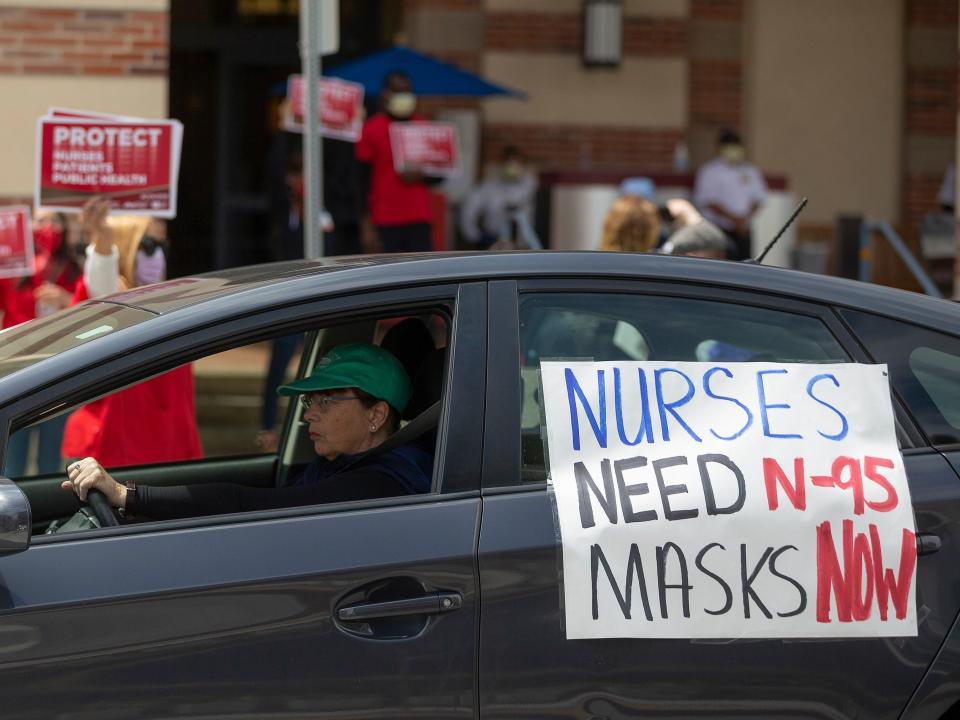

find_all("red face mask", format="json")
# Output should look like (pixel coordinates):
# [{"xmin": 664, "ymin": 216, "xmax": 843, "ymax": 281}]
[{"xmin": 34, "ymin": 225, "xmax": 63, "ymax": 255}]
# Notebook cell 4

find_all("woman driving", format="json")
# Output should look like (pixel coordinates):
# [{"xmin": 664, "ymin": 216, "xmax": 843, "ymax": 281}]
[{"xmin": 62, "ymin": 344, "xmax": 434, "ymax": 519}]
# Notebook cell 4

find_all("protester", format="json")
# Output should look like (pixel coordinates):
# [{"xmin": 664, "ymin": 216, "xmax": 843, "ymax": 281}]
[
  {"xmin": 693, "ymin": 129, "xmax": 767, "ymax": 260},
  {"xmin": 61, "ymin": 198, "xmax": 202, "ymax": 468},
  {"xmin": 460, "ymin": 145, "xmax": 541, "ymax": 249},
  {"xmin": 356, "ymin": 70, "xmax": 440, "ymax": 253},
  {"xmin": 63, "ymin": 344, "xmax": 433, "ymax": 518},
  {"xmin": 0, "ymin": 210, "xmax": 84, "ymax": 476},
  {"xmin": 597, "ymin": 195, "xmax": 661, "ymax": 253}
]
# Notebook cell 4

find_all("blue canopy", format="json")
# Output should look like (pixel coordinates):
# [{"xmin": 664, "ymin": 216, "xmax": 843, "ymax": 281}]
[{"xmin": 327, "ymin": 46, "xmax": 524, "ymax": 98}]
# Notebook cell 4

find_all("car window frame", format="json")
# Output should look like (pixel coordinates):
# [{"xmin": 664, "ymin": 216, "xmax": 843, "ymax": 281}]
[
  {"xmin": 4, "ymin": 281, "xmax": 486, "ymax": 542},
  {"xmin": 482, "ymin": 277, "xmax": 925, "ymax": 492}
]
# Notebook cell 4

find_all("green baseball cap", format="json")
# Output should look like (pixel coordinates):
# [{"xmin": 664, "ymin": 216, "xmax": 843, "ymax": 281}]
[{"xmin": 278, "ymin": 343, "xmax": 412, "ymax": 413}]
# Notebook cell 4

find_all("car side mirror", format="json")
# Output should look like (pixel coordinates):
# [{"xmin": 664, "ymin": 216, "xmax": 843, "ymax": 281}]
[{"xmin": 0, "ymin": 478, "xmax": 31, "ymax": 556}]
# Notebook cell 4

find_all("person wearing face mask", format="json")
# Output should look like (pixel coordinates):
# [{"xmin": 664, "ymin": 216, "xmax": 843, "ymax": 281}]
[
  {"xmin": 0, "ymin": 210, "xmax": 84, "ymax": 477},
  {"xmin": 355, "ymin": 70, "xmax": 441, "ymax": 254},
  {"xmin": 460, "ymin": 145, "xmax": 541, "ymax": 249},
  {"xmin": 692, "ymin": 129, "xmax": 768, "ymax": 260},
  {"xmin": 60, "ymin": 197, "xmax": 202, "ymax": 469}
]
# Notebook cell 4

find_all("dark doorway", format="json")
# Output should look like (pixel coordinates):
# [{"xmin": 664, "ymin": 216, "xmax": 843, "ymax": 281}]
[{"xmin": 168, "ymin": 0, "xmax": 400, "ymax": 277}]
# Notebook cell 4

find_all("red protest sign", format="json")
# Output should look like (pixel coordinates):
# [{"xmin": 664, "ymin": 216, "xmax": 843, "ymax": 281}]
[
  {"xmin": 0, "ymin": 206, "xmax": 34, "ymax": 280},
  {"xmin": 35, "ymin": 117, "xmax": 183, "ymax": 218},
  {"xmin": 284, "ymin": 75, "xmax": 365, "ymax": 142},
  {"xmin": 389, "ymin": 122, "xmax": 460, "ymax": 177}
]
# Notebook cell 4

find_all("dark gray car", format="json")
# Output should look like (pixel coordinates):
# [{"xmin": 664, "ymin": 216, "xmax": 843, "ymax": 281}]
[{"xmin": 0, "ymin": 252, "xmax": 958, "ymax": 719}]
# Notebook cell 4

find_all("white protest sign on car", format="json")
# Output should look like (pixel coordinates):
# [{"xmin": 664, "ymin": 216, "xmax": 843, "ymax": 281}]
[
  {"xmin": 540, "ymin": 360, "xmax": 917, "ymax": 640},
  {"xmin": 0, "ymin": 206, "xmax": 34, "ymax": 280}
]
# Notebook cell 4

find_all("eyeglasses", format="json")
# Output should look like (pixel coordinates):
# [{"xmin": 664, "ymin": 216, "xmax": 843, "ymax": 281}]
[{"xmin": 299, "ymin": 393, "xmax": 361, "ymax": 413}]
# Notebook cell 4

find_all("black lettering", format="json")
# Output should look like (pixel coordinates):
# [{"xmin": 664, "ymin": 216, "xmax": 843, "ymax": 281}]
[
  {"xmin": 653, "ymin": 456, "xmax": 698, "ymax": 521},
  {"xmin": 695, "ymin": 542, "xmax": 733, "ymax": 616},
  {"xmin": 591, "ymin": 543, "xmax": 653, "ymax": 621},
  {"xmin": 769, "ymin": 545, "xmax": 807, "ymax": 618},
  {"xmin": 575, "ymin": 460, "xmax": 617, "ymax": 529},
  {"xmin": 614, "ymin": 456, "xmax": 657, "ymax": 523},
  {"xmin": 656, "ymin": 542, "xmax": 692, "ymax": 619},
  {"xmin": 697, "ymin": 453, "xmax": 746, "ymax": 516},
  {"xmin": 740, "ymin": 544, "xmax": 774, "ymax": 619}
]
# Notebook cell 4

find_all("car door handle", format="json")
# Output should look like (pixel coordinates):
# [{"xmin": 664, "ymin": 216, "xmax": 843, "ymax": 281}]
[
  {"xmin": 917, "ymin": 532, "xmax": 941, "ymax": 556},
  {"xmin": 337, "ymin": 592, "xmax": 462, "ymax": 622}
]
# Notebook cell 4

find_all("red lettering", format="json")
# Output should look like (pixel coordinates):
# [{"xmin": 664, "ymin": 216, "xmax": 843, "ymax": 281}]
[
  {"xmin": 869, "ymin": 524, "xmax": 917, "ymax": 621},
  {"xmin": 763, "ymin": 457, "xmax": 806, "ymax": 511},
  {"xmin": 851, "ymin": 532, "xmax": 874, "ymax": 621},
  {"xmin": 816, "ymin": 520, "xmax": 853, "ymax": 622},
  {"xmin": 831, "ymin": 457, "xmax": 865, "ymax": 515},
  {"xmin": 864, "ymin": 456, "xmax": 898, "ymax": 512},
  {"xmin": 817, "ymin": 520, "xmax": 915, "ymax": 624}
]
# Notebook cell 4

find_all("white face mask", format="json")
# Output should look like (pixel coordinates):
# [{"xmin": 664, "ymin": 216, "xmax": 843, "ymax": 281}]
[
  {"xmin": 134, "ymin": 247, "xmax": 166, "ymax": 286},
  {"xmin": 720, "ymin": 144, "xmax": 745, "ymax": 164},
  {"xmin": 387, "ymin": 92, "xmax": 416, "ymax": 119}
]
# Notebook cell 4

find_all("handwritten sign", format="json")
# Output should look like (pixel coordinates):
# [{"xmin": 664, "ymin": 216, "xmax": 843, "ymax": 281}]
[
  {"xmin": 35, "ymin": 116, "xmax": 183, "ymax": 218},
  {"xmin": 283, "ymin": 75, "xmax": 365, "ymax": 142},
  {"xmin": 540, "ymin": 361, "xmax": 917, "ymax": 639},
  {"xmin": 0, "ymin": 206, "xmax": 33, "ymax": 279},
  {"xmin": 389, "ymin": 122, "xmax": 460, "ymax": 177}
]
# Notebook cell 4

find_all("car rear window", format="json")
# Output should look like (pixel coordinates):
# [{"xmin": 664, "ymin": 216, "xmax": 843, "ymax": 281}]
[{"xmin": 0, "ymin": 301, "xmax": 153, "ymax": 380}]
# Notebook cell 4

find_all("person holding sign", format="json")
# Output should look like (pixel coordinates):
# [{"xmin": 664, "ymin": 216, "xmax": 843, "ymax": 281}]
[
  {"xmin": 0, "ymin": 209, "xmax": 84, "ymax": 477},
  {"xmin": 356, "ymin": 70, "xmax": 441, "ymax": 254},
  {"xmin": 60, "ymin": 198, "xmax": 202, "ymax": 469}
]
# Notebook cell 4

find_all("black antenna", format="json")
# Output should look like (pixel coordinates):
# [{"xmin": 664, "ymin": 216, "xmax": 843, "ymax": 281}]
[{"xmin": 753, "ymin": 197, "xmax": 808, "ymax": 264}]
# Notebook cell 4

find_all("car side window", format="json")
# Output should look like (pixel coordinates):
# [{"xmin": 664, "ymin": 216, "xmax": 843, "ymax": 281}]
[
  {"xmin": 10, "ymin": 308, "xmax": 451, "ymax": 535},
  {"xmin": 519, "ymin": 293, "xmax": 850, "ymax": 483},
  {"xmin": 841, "ymin": 309, "xmax": 960, "ymax": 445}
]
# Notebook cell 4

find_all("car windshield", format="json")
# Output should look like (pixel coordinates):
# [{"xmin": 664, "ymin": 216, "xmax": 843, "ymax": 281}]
[{"xmin": 0, "ymin": 302, "xmax": 153, "ymax": 380}]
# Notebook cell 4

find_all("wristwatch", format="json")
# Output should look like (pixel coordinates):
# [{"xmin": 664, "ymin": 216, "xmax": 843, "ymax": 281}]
[{"xmin": 123, "ymin": 481, "xmax": 137, "ymax": 516}]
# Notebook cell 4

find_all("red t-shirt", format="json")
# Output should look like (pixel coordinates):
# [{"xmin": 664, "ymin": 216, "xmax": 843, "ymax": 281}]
[
  {"xmin": 356, "ymin": 113, "xmax": 434, "ymax": 227},
  {"xmin": 60, "ymin": 280, "xmax": 204, "ymax": 467},
  {"xmin": 0, "ymin": 255, "xmax": 81, "ymax": 329}
]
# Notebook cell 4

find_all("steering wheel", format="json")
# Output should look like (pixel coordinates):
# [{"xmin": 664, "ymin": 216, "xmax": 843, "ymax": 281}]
[{"xmin": 85, "ymin": 489, "xmax": 120, "ymax": 528}]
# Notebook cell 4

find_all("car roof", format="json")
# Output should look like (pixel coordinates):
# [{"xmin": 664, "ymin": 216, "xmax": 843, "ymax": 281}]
[{"xmin": 100, "ymin": 251, "xmax": 959, "ymax": 332}]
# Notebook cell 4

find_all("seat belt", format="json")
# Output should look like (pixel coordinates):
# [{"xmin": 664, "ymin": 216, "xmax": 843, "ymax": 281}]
[{"xmin": 335, "ymin": 400, "xmax": 441, "ymax": 473}]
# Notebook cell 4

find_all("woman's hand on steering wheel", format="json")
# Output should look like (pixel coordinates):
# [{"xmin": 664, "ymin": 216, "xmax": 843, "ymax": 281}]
[{"xmin": 62, "ymin": 457, "xmax": 126, "ymax": 507}]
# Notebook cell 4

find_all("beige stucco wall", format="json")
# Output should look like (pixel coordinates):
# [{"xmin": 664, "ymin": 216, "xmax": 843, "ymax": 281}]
[
  {"xmin": 483, "ymin": 53, "xmax": 687, "ymax": 128},
  {"xmin": 0, "ymin": 75, "xmax": 168, "ymax": 197},
  {"xmin": 744, "ymin": 0, "xmax": 903, "ymax": 224}
]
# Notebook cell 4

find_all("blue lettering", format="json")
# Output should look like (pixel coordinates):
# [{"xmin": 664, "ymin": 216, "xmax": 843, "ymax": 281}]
[
  {"xmin": 756, "ymin": 369, "xmax": 802, "ymax": 439},
  {"xmin": 614, "ymin": 367, "xmax": 654, "ymax": 445},
  {"xmin": 654, "ymin": 368, "xmax": 702, "ymax": 442},
  {"xmin": 806, "ymin": 373, "xmax": 849, "ymax": 441},
  {"xmin": 703, "ymin": 366, "xmax": 753, "ymax": 440},
  {"xmin": 565, "ymin": 368, "xmax": 607, "ymax": 450}
]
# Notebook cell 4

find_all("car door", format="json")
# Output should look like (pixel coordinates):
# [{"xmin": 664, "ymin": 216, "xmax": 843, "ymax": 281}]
[
  {"xmin": 0, "ymin": 282, "xmax": 485, "ymax": 719},
  {"xmin": 478, "ymin": 279, "xmax": 959, "ymax": 719}
]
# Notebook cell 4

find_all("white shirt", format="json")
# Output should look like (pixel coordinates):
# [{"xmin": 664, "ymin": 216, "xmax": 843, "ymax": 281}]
[
  {"xmin": 84, "ymin": 244, "xmax": 119, "ymax": 298},
  {"xmin": 693, "ymin": 158, "xmax": 768, "ymax": 231},
  {"xmin": 460, "ymin": 172, "xmax": 537, "ymax": 242}
]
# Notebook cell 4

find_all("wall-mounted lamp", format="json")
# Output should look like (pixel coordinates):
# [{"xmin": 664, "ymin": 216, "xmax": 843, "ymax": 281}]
[{"xmin": 583, "ymin": 0, "xmax": 623, "ymax": 67}]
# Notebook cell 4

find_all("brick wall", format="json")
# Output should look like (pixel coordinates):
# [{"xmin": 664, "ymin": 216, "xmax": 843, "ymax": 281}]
[
  {"xmin": 687, "ymin": 0, "xmax": 742, "ymax": 165},
  {"xmin": 0, "ymin": 6, "xmax": 168, "ymax": 77},
  {"xmin": 483, "ymin": 124, "xmax": 684, "ymax": 173},
  {"xmin": 903, "ymin": 0, "xmax": 956, "ymax": 231},
  {"xmin": 485, "ymin": 12, "xmax": 686, "ymax": 56}
]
